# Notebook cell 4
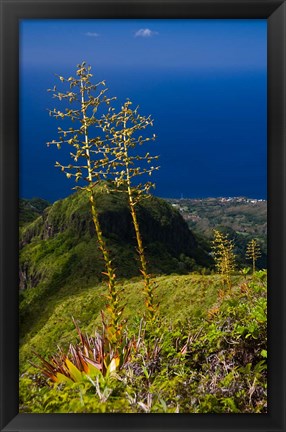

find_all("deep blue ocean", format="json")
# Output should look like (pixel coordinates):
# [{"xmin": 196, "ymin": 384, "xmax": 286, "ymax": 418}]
[{"xmin": 20, "ymin": 65, "xmax": 267, "ymax": 202}]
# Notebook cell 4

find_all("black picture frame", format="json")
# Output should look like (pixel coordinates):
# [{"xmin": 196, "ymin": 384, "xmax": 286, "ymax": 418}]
[{"xmin": 0, "ymin": 1, "xmax": 285, "ymax": 431}]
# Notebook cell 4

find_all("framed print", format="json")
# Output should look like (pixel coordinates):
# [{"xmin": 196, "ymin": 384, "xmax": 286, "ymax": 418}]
[{"xmin": 0, "ymin": 0, "xmax": 285, "ymax": 431}]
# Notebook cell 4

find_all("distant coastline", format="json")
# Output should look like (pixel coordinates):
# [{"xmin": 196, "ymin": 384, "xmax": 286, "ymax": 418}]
[
  {"xmin": 20, "ymin": 194, "xmax": 267, "ymax": 205},
  {"xmin": 166, "ymin": 196, "xmax": 267, "ymax": 203}
]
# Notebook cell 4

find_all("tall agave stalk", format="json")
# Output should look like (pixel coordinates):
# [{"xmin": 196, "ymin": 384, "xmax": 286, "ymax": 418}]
[
  {"xmin": 211, "ymin": 229, "xmax": 236, "ymax": 290},
  {"xmin": 47, "ymin": 62, "xmax": 123, "ymax": 347},
  {"xmin": 101, "ymin": 100, "xmax": 159, "ymax": 319},
  {"xmin": 246, "ymin": 238, "xmax": 261, "ymax": 274}
]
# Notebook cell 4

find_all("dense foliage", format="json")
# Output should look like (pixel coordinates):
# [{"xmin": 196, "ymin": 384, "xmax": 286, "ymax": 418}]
[{"xmin": 20, "ymin": 271, "xmax": 267, "ymax": 413}]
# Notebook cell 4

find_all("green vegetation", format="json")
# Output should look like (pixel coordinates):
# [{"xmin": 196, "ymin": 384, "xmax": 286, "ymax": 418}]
[
  {"xmin": 19, "ymin": 197, "xmax": 50, "ymax": 227},
  {"xmin": 246, "ymin": 238, "xmax": 261, "ymax": 273},
  {"xmin": 168, "ymin": 197, "xmax": 267, "ymax": 268},
  {"xmin": 19, "ymin": 63, "xmax": 267, "ymax": 414},
  {"xmin": 19, "ymin": 191, "xmax": 267, "ymax": 413},
  {"xmin": 20, "ymin": 271, "xmax": 267, "ymax": 413},
  {"xmin": 19, "ymin": 186, "xmax": 210, "ymax": 336}
]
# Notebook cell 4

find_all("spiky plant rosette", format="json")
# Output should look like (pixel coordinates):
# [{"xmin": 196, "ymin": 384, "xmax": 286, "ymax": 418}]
[{"xmin": 33, "ymin": 317, "xmax": 135, "ymax": 383}]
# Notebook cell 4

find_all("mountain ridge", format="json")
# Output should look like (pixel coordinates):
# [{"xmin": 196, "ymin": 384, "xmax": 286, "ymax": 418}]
[{"xmin": 19, "ymin": 186, "xmax": 211, "ymax": 337}]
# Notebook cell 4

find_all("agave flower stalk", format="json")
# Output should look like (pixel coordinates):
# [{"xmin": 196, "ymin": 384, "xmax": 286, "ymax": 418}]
[
  {"xmin": 102, "ymin": 100, "xmax": 160, "ymax": 319},
  {"xmin": 246, "ymin": 238, "xmax": 261, "ymax": 274},
  {"xmin": 47, "ymin": 62, "xmax": 123, "ymax": 347},
  {"xmin": 211, "ymin": 229, "xmax": 236, "ymax": 290}
]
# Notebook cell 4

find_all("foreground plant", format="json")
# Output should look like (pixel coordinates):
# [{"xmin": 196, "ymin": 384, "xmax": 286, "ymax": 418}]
[
  {"xmin": 47, "ymin": 62, "xmax": 123, "ymax": 345},
  {"xmin": 102, "ymin": 100, "xmax": 160, "ymax": 319},
  {"xmin": 33, "ymin": 317, "xmax": 133, "ymax": 384}
]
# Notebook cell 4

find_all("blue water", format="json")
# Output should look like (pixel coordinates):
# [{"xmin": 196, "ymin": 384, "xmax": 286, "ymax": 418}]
[{"xmin": 20, "ymin": 65, "xmax": 267, "ymax": 202}]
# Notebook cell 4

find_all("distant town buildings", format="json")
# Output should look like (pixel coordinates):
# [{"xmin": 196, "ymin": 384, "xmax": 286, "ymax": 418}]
[{"xmin": 218, "ymin": 197, "xmax": 266, "ymax": 204}]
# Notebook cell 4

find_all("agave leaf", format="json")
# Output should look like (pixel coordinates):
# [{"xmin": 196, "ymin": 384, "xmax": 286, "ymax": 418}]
[
  {"xmin": 86, "ymin": 362, "xmax": 102, "ymax": 378},
  {"xmin": 47, "ymin": 373, "xmax": 59, "ymax": 383},
  {"xmin": 76, "ymin": 351, "xmax": 89, "ymax": 374},
  {"xmin": 32, "ymin": 351, "xmax": 55, "ymax": 373},
  {"xmin": 83, "ymin": 355, "xmax": 102, "ymax": 370},
  {"xmin": 55, "ymin": 372, "xmax": 73, "ymax": 384},
  {"xmin": 69, "ymin": 345, "xmax": 83, "ymax": 371},
  {"xmin": 72, "ymin": 317, "xmax": 92, "ymax": 352},
  {"xmin": 106, "ymin": 356, "xmax": 120, "ymax": 376},
  {"xmin": 72, "ymin": 317, "xmax": 85, "ymax": 346},
  {"xmin": 65, "ymin": 358, "xmax": 83, "ymax": 382}
]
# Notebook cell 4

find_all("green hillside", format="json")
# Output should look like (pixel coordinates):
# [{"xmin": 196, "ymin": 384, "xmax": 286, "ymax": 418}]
[
  {"xmin": 19, "ymin": 186, "xmax": 210, "ymax": 336},
  {"xmin": 19, "ymin": 188, "xmax": 267, "ymax": 414},
  {"xmin": 20, "ymin": 271, "xmax": 267, "ymax": 414},
  {"xmin": 168, "ymin": 197, "xmax": 267, "ymax": 268},
  {"xmin": 19, "ymin": 197, "xmax": 50, "ymax": 227}
]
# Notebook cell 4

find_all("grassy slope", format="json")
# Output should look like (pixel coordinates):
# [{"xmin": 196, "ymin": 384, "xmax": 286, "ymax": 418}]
[
  {"xmin": 20, "ymin": 270, "xmax": 267, "ymax": 414},
  {"xmin": 19, "ymin": 188, "xmax": 213, "ymax": 339},
  {"xmin": 20, "ymin": 273, "xmax": 238, "ymax": 373}
]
